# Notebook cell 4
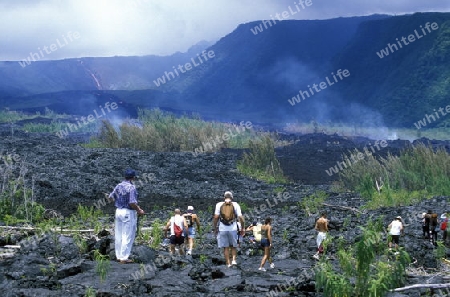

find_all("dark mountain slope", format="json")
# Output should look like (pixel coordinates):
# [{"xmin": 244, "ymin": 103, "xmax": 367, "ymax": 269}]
[
  {"xmin": 333, "ymin": 12, "xmax": 450, "ymax": 127},
  {"xmin": 166, "ymin": 15, "xmax": 390, "ymax": 123}
]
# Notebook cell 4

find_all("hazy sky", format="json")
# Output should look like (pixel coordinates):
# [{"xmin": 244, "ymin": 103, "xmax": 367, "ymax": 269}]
[{"xmin": 1, "ymin": 0, "xmax": 449, "ymax": 61}]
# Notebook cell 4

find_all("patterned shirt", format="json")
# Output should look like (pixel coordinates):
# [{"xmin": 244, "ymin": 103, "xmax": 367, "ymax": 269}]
[{"xmin": 109, "ymin": 180, "xmax": 138, "ymax": 209}]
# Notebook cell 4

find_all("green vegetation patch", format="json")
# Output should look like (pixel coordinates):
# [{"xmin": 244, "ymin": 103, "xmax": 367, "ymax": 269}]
[
  {"xmin": 339, "ymin": 144, "xmax": 450, "ymax": 209},
  {"xmin": 316, "ymin": 218, "xmax": 410, "ymax": 297}
]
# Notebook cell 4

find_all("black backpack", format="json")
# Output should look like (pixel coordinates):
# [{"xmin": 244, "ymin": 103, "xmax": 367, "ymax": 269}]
[{"xmin": 185, "ymin": 214, "xmax": 193, "ymax": 227}]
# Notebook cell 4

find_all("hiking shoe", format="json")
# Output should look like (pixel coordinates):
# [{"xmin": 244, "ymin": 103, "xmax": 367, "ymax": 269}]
[
  {"xmin": 227, "ymin": 264, "xmax": 232, "ymax": 268},
  {"xmin": 312, "ymin": 254, "xmax": 320, "ymax": 260},
  {"xmin": 270, "ymin": 263, "xmax": 275, "ymax": 269},
  {"xmin": 258, "ymin": 267, "xmax": 266, "ymax": 271},
  {"xmin": 231, "ymin": 260, "xmax": 237, "ymax": 265}
]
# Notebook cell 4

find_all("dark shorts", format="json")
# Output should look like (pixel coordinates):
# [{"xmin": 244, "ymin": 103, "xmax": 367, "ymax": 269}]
[
  {"xmin": 260, "ymin": 238, "xmax": 271, "ymax": 247},
  {"xmin": 169, "ymin": 235, "xmax": 185, "ymax": 245},
  {"xmin": 390, "ymin": 235, "xmax": 400, "ymax": 244}
]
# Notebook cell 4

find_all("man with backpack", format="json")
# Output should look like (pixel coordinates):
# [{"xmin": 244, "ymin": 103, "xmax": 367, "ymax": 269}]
[
  {"xmin": 164, "ymin": 209, "xmax": 188, "ymax": 255},
  {"xmin": 183, "ymin": 206, "xmax": 201, "ymax": 255},
  {"xmin": 213, "ymin": 191, "xmax": 245, "ymax": 267}
]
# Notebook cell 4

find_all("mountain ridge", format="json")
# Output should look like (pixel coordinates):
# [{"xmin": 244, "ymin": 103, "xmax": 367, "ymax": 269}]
[{"xmin": 1, "ymin": 13, "xmax": 449, "ymax": 128}]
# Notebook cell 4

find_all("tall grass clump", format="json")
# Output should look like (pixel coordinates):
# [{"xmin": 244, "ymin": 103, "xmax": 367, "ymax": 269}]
[
  {"xmin": 0, "ymin": 108, "xmax": 69, "ymax": 124},
  {"xmin": 91, "ymin": 108, "xmax": 261, "ymax": 152},
  {"xmin": 237, "ymin": 136, "xmax": 288, "ymax": 183},
  {"xmin": 316, "ymin": 218, "xmax": 410, "ymax": 297},
  {"xmin": 0, "ymin": 109, "xmax": 27, "ymax": 123},
  {"xmin": 339, "ymin": 144, "xmax": 450, "ymax": 208},
  {"xmin": 0, "ymin": 155, "xmax": 45, "ymax": 224}
]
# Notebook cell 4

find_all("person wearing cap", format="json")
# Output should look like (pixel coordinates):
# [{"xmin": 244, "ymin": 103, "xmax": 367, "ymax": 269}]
[
  {"xmin": 387, "ymin": 216, "xmax": 403, "ymax": 249},
  {"xmin": 108, "ymin": 168, "xmax": 145, "ymax": 263},
  {"xmin": 183, "ymin": 205, "xmax": 201, "ymax": 255},
  {"xmin": 212, "ymin": 191, "xmax": 245, "ymax": 267}
]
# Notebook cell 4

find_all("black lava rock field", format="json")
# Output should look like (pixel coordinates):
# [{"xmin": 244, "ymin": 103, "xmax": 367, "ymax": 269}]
[{"xmin": 0, "ymin": 128, "xmax": 449, "ymax": 296}]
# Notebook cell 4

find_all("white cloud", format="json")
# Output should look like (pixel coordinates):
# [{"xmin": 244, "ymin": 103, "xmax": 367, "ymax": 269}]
[{"xmin": 0, "ymin": 0, "xmax": 449, "ymax": 60}]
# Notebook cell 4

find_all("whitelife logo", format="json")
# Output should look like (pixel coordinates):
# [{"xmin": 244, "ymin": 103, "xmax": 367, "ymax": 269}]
[
  {"xmin": 153, "ymin": 50, "xmax": 215, "ymax": 87},
  {"xmin": 55, "ymin": 102, "xmax": 118, "ymax": 138},
  {"xmin": 250, "ymin": 0, "xmax": 313, "ymax": 35},
  {"xmin": 18, "ymin": 31, "xmax": 81, "ymax": 68},
  {"xmin": 192, "ymin": 121, "xmax": 252, "ymax": 157},
  {"xmin": 288, "ymin": 69, "xmax": 350, "ymax": 106},
  {"xmin": 325, "ymin": 140, "xmax": 388, "ymax": 176},
  {"xmin": 376, "ymin": 22, "xmax": 439, "ymax": 59},
  {"xmin": 414, "ymin": 104, "xmax": 450, "ymax": 129}
]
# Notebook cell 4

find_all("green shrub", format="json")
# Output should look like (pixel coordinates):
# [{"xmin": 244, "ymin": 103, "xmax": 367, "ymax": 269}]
[
  {"xmin": 94, "ymin": 250, "xmax": 110, "ymax": 283},
  {"xmin": 0, "ymin": 109, "xmax": 26, "ymax": 123},
  {"xmin": 0, "ymin": 108, "xmax": 69, "ymax": 126},
  {"xmin": 0, "ymin": 161, "xmax": 46, "ymax": 224},
  {"xmin": 149, "ymin": 218, "xmax": 163, "ymax": 249},
  {"xmin": 299, "ymin": 190, "xmax": 328, "ymax": 216},
  {"xmin": 316, "ymin": 218, "xmax": 410, "ymax": 297},
  {"xmin": 237, "ymin": 136, "xmax": 288, "ymax": 183}
]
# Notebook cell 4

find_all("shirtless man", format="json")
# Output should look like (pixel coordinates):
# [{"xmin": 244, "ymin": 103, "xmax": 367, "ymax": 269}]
[{"xmin": 313, "ymin": 212, "xmax": 328, "ymax": 260}]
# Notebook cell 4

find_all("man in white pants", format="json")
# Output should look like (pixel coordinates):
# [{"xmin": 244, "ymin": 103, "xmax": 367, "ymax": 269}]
[
  {"xmin": 313, "ymin": 213, "xmax": 328, "ymax": 260},
  {"xmin": 109, "ymin": 169, "xmax": 144, "ymax": 263}
]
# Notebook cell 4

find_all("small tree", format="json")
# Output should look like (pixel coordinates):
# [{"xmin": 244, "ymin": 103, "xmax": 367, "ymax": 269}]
[{"xmin": 315, "ymin": 218, "xmax": 410, "ymax": 297}]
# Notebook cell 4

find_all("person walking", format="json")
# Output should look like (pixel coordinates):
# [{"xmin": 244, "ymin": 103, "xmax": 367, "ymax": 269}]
[
  {"xmin": 183, "ymin": 206, "xmax": 201, "ymax": 255},
  {"xmin": 421, "ymin": 212, "xmax": 428, "ymax": 238},
  {"xmin": 430, "ymin": 212, "xmax": 439, "ymax": 246},
  {"xmin": 441, "ymin": 212, "xmax": 449, "ymax": 244},
  {"xmin": 388, "ymin": 216, "xmax": 404, "ymax": 249},
  {"xmin": 424, "ymin": 209, "xmax": 433, "ymax": 242},
  {"xmin": 164, "ymin": 209, "xmax": 188, "ymax": 255},
  {"xmin": 108, "ymin": 169, "xmax": 144, "ymax": 263},
  {"xmin": 213, "ymin": 191, "xmax": 245, "ymax": 267},
  {"xmin": 313, "ymin": 212, "xmax": 328, "ymax": 260},
  {"xmin": 258, "ymin": 217, "xmax": 275, "ymax": 271}
]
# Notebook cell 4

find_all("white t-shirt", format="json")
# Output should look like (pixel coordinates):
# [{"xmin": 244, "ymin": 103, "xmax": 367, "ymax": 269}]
[
  {"xmin": 214, "ymin": 201, "xmax": 242, "ymax": 232},
  {"xmin": 389, "ymin": 220, "xmax": 403, "ymax": 236},
  {"xmin": 170, "ymin": 214, "xmax": 185, "ymax": 236}
]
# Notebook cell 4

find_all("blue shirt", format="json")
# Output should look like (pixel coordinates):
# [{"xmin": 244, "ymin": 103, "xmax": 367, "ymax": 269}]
[{"xmin": 109, "ymin": 180, "xmax": 138, "ymax": 209}]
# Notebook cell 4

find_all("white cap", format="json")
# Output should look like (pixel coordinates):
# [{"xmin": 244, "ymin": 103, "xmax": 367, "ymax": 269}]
[
  {"xmin": 187, "ymin": 206, "xmax": 194, "ymax": 211},
  {"xmin": 224, "ymin": 191, "xmax": 233, "ymax": 199}
]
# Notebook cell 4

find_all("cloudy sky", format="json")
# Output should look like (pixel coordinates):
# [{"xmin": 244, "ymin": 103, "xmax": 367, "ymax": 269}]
[{"xmin": 1, "ymin": 0, "xmax": 449, "ymax": 61}]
